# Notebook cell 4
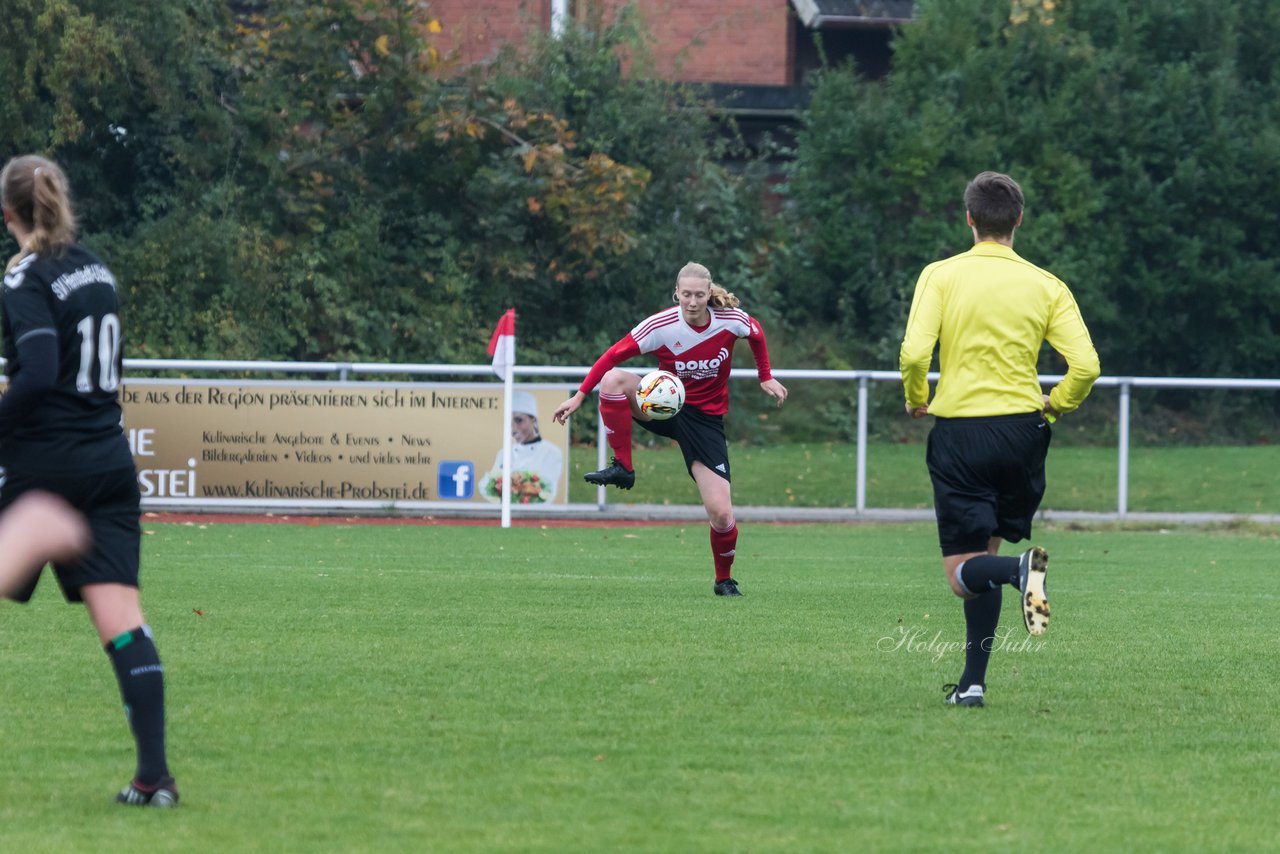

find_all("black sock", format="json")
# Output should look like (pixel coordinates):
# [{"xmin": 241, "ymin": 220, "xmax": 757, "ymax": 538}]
[
  {"xmin": 105, "ymin": 626, "xmax": 170, "ymax": 785},
  {"xmin": 959, "ymin": 588, "xmax": 1002, "ymax": 690},
  {"xmin": 956, "ymin": 555, "xmax": 1020, "ymax": 593}
]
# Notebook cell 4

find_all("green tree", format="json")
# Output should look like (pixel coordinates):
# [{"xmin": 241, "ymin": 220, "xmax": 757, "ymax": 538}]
[
  {"xmin": 784, "ymin": 0, "xmax": 1280, "ymax": 381},
  {"xmin": 0, "ymin": 0, "xmax": 260, "ymax": 359},
  {"xmin": 476, "ymin": 12, "xmax": 779, "ymax": 364},
  {"xmin": 0, "ymin": 0, "xmax": 234, "ymax": 231},
  {"xmin": 213, "ymin": 1, "xmax": 776, "ymax": 367},
  {"xmin": 6, "ymin": 1, "xmax": 773, "ymax": 367}
]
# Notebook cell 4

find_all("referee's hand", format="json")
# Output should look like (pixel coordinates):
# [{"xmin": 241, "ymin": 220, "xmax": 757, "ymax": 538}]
[{"xmin": 906, "ymin": 403, "xmax": 929, "ymax": 419}]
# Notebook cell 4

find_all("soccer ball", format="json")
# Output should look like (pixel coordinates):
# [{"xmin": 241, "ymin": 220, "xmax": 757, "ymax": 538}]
[{"xmin": 637, "ymin": 369, "xmax": 685, "ymax": 420}]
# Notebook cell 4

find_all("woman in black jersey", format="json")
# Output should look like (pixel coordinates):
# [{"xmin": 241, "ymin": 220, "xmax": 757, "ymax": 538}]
[{"xmin": 1, "ymin": 155, "xmax": 178, "ymax": 807}]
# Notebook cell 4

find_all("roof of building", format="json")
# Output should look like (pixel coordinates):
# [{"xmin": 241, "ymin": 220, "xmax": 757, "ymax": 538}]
[{"xmin": 790, "ymin": 0, "xmax": 915, "ymax": 28}]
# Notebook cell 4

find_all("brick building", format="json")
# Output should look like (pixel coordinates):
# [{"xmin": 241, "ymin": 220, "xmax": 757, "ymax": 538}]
[{"xmin": 428, "ymin": 1, "xmax": 914, "ymax": 119}]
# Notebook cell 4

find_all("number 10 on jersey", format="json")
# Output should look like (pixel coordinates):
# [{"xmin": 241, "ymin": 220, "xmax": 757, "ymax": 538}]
[{"xmin": 76, "ymin": 312, "xmax": 122, "ymax": 393}]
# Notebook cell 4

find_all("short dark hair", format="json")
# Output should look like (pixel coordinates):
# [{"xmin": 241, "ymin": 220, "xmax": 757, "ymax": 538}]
[{"xmin": 964, "ymin": 171, "xmax": 1024, "ymax": 237}]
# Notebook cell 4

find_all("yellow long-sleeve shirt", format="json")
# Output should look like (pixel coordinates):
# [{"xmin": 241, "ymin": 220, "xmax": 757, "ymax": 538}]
[{"xmin": 899, "ymin": 242, "xmax": 1100, "ymax": 418}]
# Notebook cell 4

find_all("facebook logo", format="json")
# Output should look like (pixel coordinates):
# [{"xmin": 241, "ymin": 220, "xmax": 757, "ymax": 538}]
[{"xmin": 437, "ymin": 461, "xmax": 475, "ymax": 499}]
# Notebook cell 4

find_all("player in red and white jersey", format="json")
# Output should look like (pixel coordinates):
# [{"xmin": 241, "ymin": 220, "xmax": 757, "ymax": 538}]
[{"xmin": 553, "ymin": 262, "xmax": 787, "ymax": 597}]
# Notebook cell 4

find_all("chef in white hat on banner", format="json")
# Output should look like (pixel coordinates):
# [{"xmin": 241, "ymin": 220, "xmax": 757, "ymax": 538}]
[{"xmin": 480, "ymin": 389, "xmax": 564, "ymax": 504}]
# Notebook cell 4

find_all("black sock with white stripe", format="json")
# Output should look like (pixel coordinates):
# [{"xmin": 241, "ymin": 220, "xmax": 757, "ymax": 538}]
[
  {"xmin": 105, "ymin": 626, "xmax": 170, "ymax": 785},
  {"xmin": 959, "ymin": 588, "xmax": 1002, "ymax": 691}
]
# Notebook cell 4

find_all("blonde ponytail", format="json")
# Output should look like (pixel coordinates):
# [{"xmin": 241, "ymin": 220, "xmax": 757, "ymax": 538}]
[
  {"xmin": 0, "ymin": 155, "xmax": 77, "ymax": 263},
  {"xmin": 708, "ymin": 283, "xmax": 740, "ymax": 309}
]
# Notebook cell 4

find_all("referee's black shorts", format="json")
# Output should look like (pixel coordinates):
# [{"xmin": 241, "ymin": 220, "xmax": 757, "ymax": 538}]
[
  {"xmin": 0, "ymin": 465, "xmax": 142, "ymax": 603},
  {"xmin": 638, "ymin": 404, "xmax": 731, "ymax": 482},
  {"xmin": 926, "ymin": 412, "xmax": 1051, "ymax": 556}
]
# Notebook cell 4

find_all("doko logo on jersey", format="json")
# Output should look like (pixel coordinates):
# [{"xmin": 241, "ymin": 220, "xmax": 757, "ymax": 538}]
[
  {"xmin": 674, "ymin": 347, "xmax": 731, "ymax": 381},
  {"xmin": 437, "ymin": 461, "xmax": 476, "ymax": 499}
]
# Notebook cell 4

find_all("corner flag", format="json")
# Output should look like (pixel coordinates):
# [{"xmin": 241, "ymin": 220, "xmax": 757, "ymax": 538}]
[
  {"xmin": 487, "ymin": 308, "xmax": 516, "ymax": 381},
  {"xmin": 487, "ymin": 308, "xmax": 517, "ymax": 528}
]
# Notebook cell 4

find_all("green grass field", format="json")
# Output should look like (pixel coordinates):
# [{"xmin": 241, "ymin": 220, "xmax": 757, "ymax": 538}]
[
  {"xmin": 3, "ymin": 520, "xmax": 1278, "ymax": 852},
  {"xmin": 568, "ymin": 443, "xmax": 1280, "ymax": 514}
]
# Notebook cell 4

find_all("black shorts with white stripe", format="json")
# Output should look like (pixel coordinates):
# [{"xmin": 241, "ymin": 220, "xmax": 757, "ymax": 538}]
[{"xmin": 638, "ymin": 404, "xmax": 730, "ymax": 482}]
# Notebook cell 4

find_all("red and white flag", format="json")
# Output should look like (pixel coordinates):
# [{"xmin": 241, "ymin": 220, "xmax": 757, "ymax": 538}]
[{"xmin": 487, "ymin": 308, "xmax": 516, "ymax": 381}]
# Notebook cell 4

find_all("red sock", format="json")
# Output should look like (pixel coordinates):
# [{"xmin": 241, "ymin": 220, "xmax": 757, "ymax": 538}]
[
  {"xmin": 710, "ymin": 521, "xmax": 738, "ymax": 582},
  {"xmin": 599, "ymin": 392, "xmax": 634, "ymax": 471}
]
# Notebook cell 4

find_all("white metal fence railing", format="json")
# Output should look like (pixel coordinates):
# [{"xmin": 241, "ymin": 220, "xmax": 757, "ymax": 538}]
[{"xmin": 4, "ymin": 359, "xmax": 1278, "ymax": 519}]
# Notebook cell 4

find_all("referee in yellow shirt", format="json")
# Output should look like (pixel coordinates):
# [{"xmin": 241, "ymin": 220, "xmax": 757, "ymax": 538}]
[{"xmin": 900, "ymin": 171, "xmax": 1100, "ymax": 708}]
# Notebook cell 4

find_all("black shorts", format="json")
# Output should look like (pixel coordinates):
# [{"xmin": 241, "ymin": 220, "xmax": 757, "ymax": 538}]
[
  {"xmin": 926, "ymin": 412, "xmax": 1051, "ymax": 556},
  {"xmin": 638, "ymin": 405, "xmax": 730, "ymax": 482},
  {"xmin": 0, "ymin": 465, "xmax": 142, "ymax": 603}
]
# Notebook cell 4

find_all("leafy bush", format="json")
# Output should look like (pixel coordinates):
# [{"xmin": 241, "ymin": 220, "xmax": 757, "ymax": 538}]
[{"xmin": 782, "ymin": 0, "xmax": 1280, "ymax": 384}]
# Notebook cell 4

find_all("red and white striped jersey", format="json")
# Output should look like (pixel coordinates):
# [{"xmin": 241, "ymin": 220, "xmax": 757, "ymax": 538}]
[{"xmin": 578, "ymin": 306, "xmax": 774, "ymax": 416}]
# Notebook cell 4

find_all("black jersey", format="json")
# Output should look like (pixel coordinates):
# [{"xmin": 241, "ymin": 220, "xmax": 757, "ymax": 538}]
[{"xmin": 1, "ymin": 244, "xmax": 132, "ymax": 474}]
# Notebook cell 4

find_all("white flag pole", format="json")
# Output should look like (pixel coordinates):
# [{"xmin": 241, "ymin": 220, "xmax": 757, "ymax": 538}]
[
  {"xmin": 500, "ymin": 367, "xmax": 514, "ymax": 529},
  {"xmin": 487, "ymin": 308, "xmax": 517, "ymax": 529}
]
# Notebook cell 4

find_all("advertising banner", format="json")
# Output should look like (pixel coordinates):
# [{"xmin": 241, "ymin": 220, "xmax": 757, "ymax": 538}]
[{"xmin": 107, "ymin": 380, "xmax": 572, "ymax": 509}]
